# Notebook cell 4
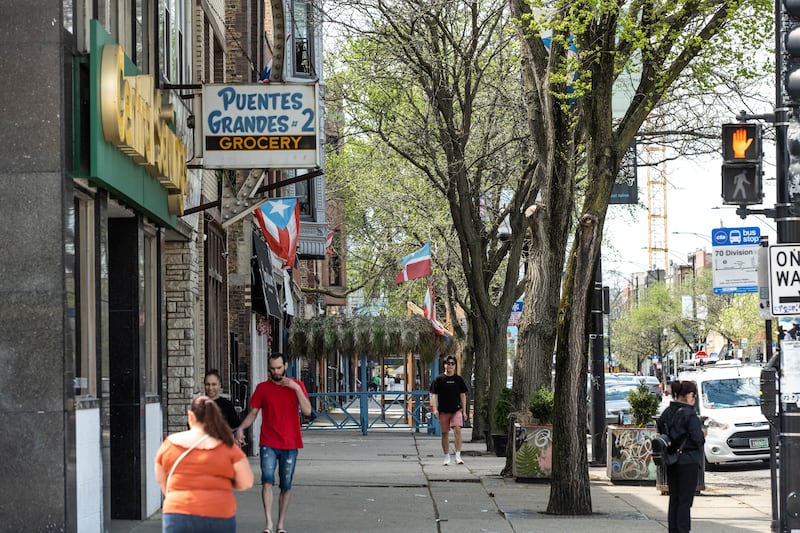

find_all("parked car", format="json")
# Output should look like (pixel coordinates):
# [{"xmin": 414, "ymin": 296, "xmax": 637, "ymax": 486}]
[
  {"xmin": 604, "ymin": 382, "xmax": 639, "ymax": 425},
  {"xmin": 587, "ymin": 380, "xmax": 640, "ymax": 429},
  {"xmin": 637, "ymin": 375, "xmax": 662, "ymax": 397},
  {"xmin": 677, "ymin": 361, "xmax": 770, "ymax": 466}
]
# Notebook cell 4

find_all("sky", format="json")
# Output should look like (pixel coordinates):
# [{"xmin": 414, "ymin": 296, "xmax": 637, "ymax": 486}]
[{"xmin": 602, "ymin": 148, "xmax": 778, "ymax": 286}]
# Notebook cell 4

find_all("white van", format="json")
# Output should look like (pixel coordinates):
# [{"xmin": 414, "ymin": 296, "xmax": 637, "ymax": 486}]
[{"xmin": 677, "ymin": 361, "xmax": 770, "ymax": 466}]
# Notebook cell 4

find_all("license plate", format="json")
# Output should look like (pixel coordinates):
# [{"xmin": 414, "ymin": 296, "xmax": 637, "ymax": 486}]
[{"xmin": 750, "ymin": 437, "xmax": 768, "ymax": 449}]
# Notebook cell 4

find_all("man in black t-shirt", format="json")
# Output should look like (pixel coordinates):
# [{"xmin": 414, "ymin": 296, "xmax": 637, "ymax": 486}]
[{"xmin": 430, "ymin": 356, "xmax": 468, "ymax": 465}]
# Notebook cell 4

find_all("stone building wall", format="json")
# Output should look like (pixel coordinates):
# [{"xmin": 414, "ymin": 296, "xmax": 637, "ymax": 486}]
[{"xmin": 164, "ymin": 234, "xmax": 203, "ymax": 432}]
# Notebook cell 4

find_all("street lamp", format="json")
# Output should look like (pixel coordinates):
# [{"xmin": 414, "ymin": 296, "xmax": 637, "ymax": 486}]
[{"xmin": 672, "ymin": 230, "xmax": 714, "ymax": 244}]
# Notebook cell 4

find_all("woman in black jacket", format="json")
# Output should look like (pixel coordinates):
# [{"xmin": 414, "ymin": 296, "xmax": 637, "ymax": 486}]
[{"xmin": 657, "ymin": 380, "xmax": 706, "ymax": 533}]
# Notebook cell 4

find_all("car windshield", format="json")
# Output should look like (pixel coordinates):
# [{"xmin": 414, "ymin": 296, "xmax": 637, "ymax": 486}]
[
  {"xmin": 701, "ymin": 377, "xmax": 760, "ymax": 409},
  {"xmin": 606, "ymin": 384, "xmax": 637, "ymax": 402}
]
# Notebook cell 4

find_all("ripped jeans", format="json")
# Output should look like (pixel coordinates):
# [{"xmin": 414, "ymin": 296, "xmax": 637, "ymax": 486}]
[{"xmin": 259, "ymin": 446, "xmax": 298, "ymax": 490}]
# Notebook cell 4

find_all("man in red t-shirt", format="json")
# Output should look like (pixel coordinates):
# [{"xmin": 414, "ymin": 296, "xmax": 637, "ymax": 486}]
[{"xmin": 236, "ymin": 353, "xmax": 311, "ymax": 533}]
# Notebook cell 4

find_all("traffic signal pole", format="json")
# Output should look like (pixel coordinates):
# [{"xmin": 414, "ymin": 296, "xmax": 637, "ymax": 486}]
[
  {"xmin": 775, "ymin": 1, "xmax": 800, "ymax": 530},
  {"xmin": 735, "ymin": 2, "xmax": 800, "ymax": 529}
]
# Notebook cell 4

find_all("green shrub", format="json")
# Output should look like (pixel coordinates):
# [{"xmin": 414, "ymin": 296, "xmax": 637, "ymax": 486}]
[
  {"xmin": 493, "ymin": 387, "xmax": 513, "ymax": 432},
  {"xmin": 528, "ymin": 386, "xmax": 554, "ymax": 425},
  {"xmin": 627, "ymin": 383, "xmax": 661, "ymax": 427}
]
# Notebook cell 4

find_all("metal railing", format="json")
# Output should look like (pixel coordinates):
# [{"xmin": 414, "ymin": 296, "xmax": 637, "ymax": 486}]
[{"xmin": 303, "ymin": 390, "xmax": 438, "ymax": 435}]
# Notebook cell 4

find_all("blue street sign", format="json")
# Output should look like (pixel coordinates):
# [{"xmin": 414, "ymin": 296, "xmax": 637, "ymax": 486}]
[
  {"xmin": 711, "ymin": 227, "xmax": 760, "ymax": 247},
  {"xmin": 711, "ymin": 227, "xmax": 760, "ymax": 294}
]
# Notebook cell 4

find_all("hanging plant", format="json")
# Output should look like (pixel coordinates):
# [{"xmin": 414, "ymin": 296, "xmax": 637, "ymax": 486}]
[
  {"xmin": 307, "ymin": 317, "xmax": 325, "ymax": 359},
  {"xmin": 353, "ymin": 316, "xmax": 374, "ymax": 355},
  {"xmin": 256, "ymin": 314, "xmax": 271, "ymax": 336},
  {"xmin": 372, "ymin": 318, "xmax": 388, "ymax": 357},
  {"xmin": 288, "ymin": 318, "xmax": 310, "ymax": 359},
  {"xmin": 385, "ymin": 320, "xmax": 402, "ymax": 354},
  {"xmin": 288, "ymin": 314, "xmax": 456, "ymax": 363},
  {"xmin": 338, "ymin": 318, "xmax": 355, "ymax": 356},
  {"xmin": 323, "ymin": 317, "xmax": 340, "ymax": 357}
]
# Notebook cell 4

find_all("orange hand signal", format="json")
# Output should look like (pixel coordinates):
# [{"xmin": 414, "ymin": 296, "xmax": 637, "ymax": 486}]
[{"xmin": 732, "ymin": 128, "xmax": 753, "ymax": 159}]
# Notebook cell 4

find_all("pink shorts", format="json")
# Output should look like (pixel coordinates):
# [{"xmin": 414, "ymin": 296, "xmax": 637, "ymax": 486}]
[{"xmin": 438, "ymin": 410, "xmax": 463, "ymax": 433}]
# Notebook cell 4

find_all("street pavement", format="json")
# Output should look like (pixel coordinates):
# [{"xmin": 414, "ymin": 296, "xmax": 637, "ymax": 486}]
[{"xmin": 114, "ymin": 428, "xmax": 773, "ymax": 533}]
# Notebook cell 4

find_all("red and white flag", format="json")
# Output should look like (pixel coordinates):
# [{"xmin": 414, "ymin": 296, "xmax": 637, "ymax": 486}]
[
  {"xmin": 423, "ymin": 285, "xmax": 446, "ymax": 336},
  {"xmin": 325, "ymin": 224, "xmax": 341, "ymax": 255},
  {"xmin": 394, "ymin": 242, "xmax": 432, "ymax": 285},
  {"xmin": 254, "ymin": 197, "xmax": 301, "ymax": 268}
]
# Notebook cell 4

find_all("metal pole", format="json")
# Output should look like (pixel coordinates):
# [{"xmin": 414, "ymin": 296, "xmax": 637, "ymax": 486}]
[
  {"xmin": 590, "ymin": 259, "xmax": 606, "ymax": 465},
  {"xmin": 776, "ymin": 0, "xmax": 800, "ymax": 528},
  {"xmin": 360, "ymin": 353, "xmax": 369, "ymax": 435}
]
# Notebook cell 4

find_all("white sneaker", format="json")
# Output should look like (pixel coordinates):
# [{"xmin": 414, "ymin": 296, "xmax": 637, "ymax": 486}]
[
  {"xmin": 455, "ymin": 453, "xmax": 464, "ymax": 465},
  {"xmin": 443, "ymin": 454, "xmax": 451, "ymax": 466}
]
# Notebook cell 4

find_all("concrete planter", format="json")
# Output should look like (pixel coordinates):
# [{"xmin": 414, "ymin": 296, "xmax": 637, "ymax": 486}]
[
  {"xmin": 512, "ymin": 423, "xmax": 553, "ymax": 480},
  {"xmin": 606, "ymin": 425, "xmax": 657, "ymax": 483}
]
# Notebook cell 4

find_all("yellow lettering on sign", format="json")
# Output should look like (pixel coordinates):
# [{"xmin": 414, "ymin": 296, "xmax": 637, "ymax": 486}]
[{"xmin": 100, "ymin": 44, "xmax": 188, "ymax": 215}]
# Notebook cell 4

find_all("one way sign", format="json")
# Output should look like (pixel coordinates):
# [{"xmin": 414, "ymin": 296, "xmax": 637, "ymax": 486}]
[{"xmin": 769, "ymin": 244, "xmax": 800, "ymax": 315}]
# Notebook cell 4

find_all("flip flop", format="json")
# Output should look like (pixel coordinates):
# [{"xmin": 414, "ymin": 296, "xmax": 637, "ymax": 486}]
[
  {"xmin": 263, "ymin": 529, "xmax": 272, "ymax": 533},
  {"xmin": 278, "ymin": 529, "xmax": 287, "ymax": 533}
]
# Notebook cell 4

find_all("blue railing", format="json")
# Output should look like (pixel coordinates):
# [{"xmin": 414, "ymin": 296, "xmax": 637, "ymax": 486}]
[{"xmin": 303, "ymin": 390, "xmax": 439, "ymax": 435}]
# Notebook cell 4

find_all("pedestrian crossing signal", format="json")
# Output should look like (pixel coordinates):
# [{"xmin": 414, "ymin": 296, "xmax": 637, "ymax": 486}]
[
  {"xmin": 721, "ymin": 123, "xmax": 761, "ymax": 162},
  {"xmin": 721, "ymin": 162, "xmax": 761, "ymax": 205},
  {"xmin": 721, "ymin": 123, "xmax": 762, "ymax": 206}
]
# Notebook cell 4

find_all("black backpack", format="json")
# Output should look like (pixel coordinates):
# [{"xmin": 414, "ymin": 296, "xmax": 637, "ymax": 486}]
[{"xmin": 651, "ymin": 408, "xmax": 688, "ymax": 467}]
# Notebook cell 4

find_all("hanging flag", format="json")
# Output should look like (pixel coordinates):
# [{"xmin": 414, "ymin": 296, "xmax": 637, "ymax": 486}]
[
  {"xmin": 423, "ymin": 285, "xmax": 446, "ymax": 336},
  {"xmin": 325, "ymin": 224, "xmax": 341, "ymax": 255},
  {"xmin": 394, "ymin": 242, "xmax": 432, "ymax": 285},
  {"xmin": 254, "ymin": 197, "xmax": 301, "ymax": 268}
]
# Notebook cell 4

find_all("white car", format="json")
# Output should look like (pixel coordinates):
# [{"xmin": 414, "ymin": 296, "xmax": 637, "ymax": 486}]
[{"xmin": 678, "ymin": 362, "xmax": 770, "ymax": 466}]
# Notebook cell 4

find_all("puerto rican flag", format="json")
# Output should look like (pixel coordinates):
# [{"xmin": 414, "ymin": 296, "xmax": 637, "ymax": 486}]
[
  {"xmin": 423, "ymin": 285, "xmax": 446, "ymax": 336},
  {"xmin": 254, "ymin": 197, "xmax": 300, "ymax": 268},
  {"xmin": 394, "ymin": 242, "xmax": 432, "ymax": 285}
]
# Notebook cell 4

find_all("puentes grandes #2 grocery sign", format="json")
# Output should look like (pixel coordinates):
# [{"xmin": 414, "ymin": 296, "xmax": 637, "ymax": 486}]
[{"xmin": 202, "ymin": 83, "xmax": 320, "ymax": 169}]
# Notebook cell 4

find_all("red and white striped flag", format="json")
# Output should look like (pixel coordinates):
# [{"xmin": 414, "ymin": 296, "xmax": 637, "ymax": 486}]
[
  {"xmin": 325, "ymin": 224, "xmax": 341, "ymax": 255},
  {"xmin": 423, "ymin": 285, "xmax": 446, "ymax": 336}
]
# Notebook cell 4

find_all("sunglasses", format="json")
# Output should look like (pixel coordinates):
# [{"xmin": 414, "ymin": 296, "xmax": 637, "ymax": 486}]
[{"xmin": 444, "ymin": 361, "xmax": 456, "ymax": 366}]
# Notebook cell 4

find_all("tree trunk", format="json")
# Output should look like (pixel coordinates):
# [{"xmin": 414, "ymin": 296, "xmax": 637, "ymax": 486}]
[
  {"xmin": 504, "ymin": 204, "xmax": 568, "ymax": 472},
  {"xmin": 468, "ymin": 308, "xmax": 508, "ymax": 450},
  {"xmin": 470, "ymin": 315, "xmax": 489, "ymax": 441},
  {"xmin": 547, "ymin": 214, "xmax": 600, "ymax": 515},
  {"xmin": 513, "ymin": 204, "xmax": 566, "ymax": 407}
]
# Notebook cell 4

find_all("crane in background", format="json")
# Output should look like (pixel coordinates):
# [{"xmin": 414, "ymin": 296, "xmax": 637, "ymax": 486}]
[{"xmin": 646, "ymin": 144, "xmax": 668, "ymax": 274}]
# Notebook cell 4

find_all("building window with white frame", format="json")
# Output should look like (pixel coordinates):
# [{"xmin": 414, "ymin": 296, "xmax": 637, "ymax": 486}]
[{"xmin": 292, "ymin": 0, "xmax": 314, "ymax": 77}]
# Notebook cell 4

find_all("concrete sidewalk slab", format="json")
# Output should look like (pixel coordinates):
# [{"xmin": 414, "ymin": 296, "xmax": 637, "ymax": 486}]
[{"xmin": 113, "ymin": 428, "xmax": 773, "ymax": 533}]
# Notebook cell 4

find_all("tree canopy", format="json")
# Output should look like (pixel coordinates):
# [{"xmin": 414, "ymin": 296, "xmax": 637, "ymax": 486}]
[{"xmin": 321, "ymin": 0, "xmax": 773, "ymax": 515}]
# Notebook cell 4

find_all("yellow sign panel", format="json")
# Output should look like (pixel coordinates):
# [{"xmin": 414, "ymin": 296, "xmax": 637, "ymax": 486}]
[{"xmin": 100, "ymin": 45, "xmax": 188, "ymax": 214}]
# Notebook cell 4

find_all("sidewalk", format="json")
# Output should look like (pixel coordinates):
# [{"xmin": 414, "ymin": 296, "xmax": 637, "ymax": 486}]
[{"xmin": 118, "ymin": 429, "xmax": 772, "ymax": 532}]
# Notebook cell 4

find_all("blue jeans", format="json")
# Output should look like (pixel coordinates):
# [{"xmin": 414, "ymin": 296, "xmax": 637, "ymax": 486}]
[
  {"xmin": 162, "ymin": 513, "xmax": 235, "ymax": 532},
  {"xmin": 260, "ymin": 446, "xmax": 298, "ymax": 490}
]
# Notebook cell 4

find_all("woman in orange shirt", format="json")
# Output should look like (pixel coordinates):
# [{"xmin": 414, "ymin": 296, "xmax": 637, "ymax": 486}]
[{"xmin": 155, "ymin": 395, "xmax": 254, "ymax": 532}]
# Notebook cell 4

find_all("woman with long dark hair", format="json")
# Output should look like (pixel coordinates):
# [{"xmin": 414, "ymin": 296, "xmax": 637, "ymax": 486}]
[
  {"xmin": 657, "ymin": 380, "xmax": 706, "ymax": 533},
  {"xmin": 155, "ymin": 395, "xmax": 254, "ymax": 532}
]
